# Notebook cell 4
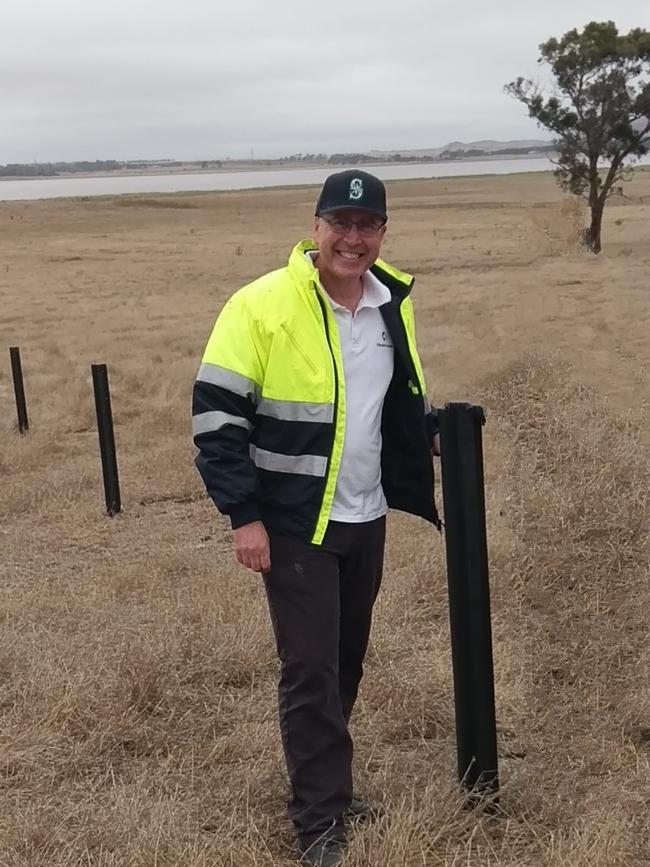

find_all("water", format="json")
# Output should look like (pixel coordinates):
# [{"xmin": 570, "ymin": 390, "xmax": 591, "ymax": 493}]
[
  {"xmin": 1, "ymin": 156, "xmax": 648, "ymax": 202},
  {"xmin": 0, "ymin": 158, "xmax": 555, "ymax": 202}
]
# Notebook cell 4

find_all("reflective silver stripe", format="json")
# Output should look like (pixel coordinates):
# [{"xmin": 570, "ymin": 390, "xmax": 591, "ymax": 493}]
[
  {"xmin": 196, "ymin": 363, "xmax": 259, "ymax": 405},
  {"xmin": 257, "ymin": 397, "xmax": 334, "ymax": 424},
  {"xmin": 249, "ymin": 445, "xmax": 327, "ymax": 477},
  {"xmin": 193, "ymin": 411, "xmax": 252, "ymax": 436}
]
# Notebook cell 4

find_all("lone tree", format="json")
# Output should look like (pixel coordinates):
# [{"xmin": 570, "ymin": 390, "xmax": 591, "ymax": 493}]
[{"xmin": 506, "ymin": 21, "xmax": 650, "ymax": 253}]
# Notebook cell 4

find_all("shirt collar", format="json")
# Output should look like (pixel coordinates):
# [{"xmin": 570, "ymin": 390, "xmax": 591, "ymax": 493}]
[{"xmin": 304, "ymin": 251, "xmax": 391, "ymax": 311}]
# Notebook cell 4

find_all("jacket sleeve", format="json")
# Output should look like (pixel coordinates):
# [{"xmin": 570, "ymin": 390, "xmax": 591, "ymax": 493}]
[
  {"xmin": 401, "ymin": 295, "xmax": 438, "ymax": 447},
  {"xmin": 192, "ymin": 292, "xmax": 266, "ymax": 529}
]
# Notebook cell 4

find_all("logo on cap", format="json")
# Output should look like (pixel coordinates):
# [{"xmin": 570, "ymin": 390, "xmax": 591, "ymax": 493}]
[{"xmin": 349, "ymin": 178, "xmax": 363, "ymax": 201}]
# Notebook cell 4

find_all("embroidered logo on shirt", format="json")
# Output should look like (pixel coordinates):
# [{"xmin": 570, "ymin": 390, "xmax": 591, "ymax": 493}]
[
  {"xmin": 349, "ymin": 178, "xmax": 363, "ymax": 201},
  {"xmin": 376, "ymin": 330, "xmax": 393, "ymax": 348}
]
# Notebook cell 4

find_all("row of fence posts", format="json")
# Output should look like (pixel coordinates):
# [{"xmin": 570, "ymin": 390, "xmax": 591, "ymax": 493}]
[
  {"xmin": 6, "ymin": 346, "xmax": 499, "ymax": 803},
  {"xmin": 8, "ymin": 346, "xmax": 121, "ymax": 516}
]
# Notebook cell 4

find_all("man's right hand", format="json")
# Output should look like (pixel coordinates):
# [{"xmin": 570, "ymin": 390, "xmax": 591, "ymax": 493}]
[{"xmin": 233, "ymin": 521, "xmax": 271, "ymax": 573}]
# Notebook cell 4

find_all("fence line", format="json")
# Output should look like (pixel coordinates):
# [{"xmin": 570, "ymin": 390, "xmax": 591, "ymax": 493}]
[{"xmin": 5, "ymin": 352, "xmax": 500, "ymax": 802}]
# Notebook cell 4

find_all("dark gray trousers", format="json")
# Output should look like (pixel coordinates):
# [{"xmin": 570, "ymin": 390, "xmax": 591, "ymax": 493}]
[{"xmin": 262, "ymin": 517, "xmax": 386, "ymax": 849}]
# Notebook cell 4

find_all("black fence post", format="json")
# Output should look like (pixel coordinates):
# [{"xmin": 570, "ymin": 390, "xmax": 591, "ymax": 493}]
[
  {"xmin": 438, "ymin": 402, "xmax": 499, "ymax": 799},
  {"xmin": 91, "ymin": 363, "xmax": 121, "ymax": 516},
  {"xmin": 9, "ymin": 346, "xmax": 29, "ymax": 434}
]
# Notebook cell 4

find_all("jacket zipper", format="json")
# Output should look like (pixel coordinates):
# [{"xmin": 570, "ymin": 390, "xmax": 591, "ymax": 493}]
[{"xmin": 314, "ymin": 290, "xmax": 339, "ymax": 521}]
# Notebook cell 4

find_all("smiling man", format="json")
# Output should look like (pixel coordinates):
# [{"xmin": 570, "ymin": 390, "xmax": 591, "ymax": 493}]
[{"xmin": 192, "ymin": 170, "xmax": 440, "ymax": 866}]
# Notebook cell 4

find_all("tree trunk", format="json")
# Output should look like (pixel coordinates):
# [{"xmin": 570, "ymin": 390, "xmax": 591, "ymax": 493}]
[{"xmin": 587, "ymin": 201, "xmax": 604, "ymax": 254}]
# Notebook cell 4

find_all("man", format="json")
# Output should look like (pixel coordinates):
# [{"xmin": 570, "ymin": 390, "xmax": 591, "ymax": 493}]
[{"xmin": 192, "ymin": 170, "xmax": 439, "ymax": 866}]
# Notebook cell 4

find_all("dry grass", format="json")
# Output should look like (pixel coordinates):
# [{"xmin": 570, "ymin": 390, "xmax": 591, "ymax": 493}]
[{"xmin": 1, "ymin": 170, "xmax": 649, "ymax": 865}]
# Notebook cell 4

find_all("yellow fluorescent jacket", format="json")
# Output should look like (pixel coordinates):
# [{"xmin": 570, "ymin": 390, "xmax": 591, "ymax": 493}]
[{"xmin": 192, "ymin": 239, "xmax": 439, "ymax": 545}]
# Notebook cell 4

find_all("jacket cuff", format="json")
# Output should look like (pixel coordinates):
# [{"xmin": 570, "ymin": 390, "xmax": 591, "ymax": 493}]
[
  {"xmin": 425, "ymin": 406, "xmax": 439, "ymax": 446},
  {"xmin": 228, "ymin": 502, "xmax": 262, "ymax": 530}
]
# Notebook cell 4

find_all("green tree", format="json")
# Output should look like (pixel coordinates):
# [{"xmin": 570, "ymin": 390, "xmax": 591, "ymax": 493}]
[{"xmin": 505, "ymin": 21, "xmax": 650, "ymax": 252}]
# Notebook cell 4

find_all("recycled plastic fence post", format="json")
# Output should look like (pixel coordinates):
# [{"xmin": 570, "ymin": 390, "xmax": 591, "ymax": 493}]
[
  {"xmin": 438, "ymin": 402, "xmax": 499, "ymax": 799},
  {"xmin": 9, "ymin": 346, "xmax": 29, "ymax": 434},
  {"xmin": 91, "ymin": 363, "xmax": 121, "ymax": 516}
]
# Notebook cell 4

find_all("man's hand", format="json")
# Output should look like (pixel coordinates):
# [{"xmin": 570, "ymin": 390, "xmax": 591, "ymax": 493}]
[
  {"xmin": 233, "ymin": 521, "xmax": 271, "ymax": 573},
  {"xmin": 431, "ymin": 432, "xmax": 441, "ymax": 457}
]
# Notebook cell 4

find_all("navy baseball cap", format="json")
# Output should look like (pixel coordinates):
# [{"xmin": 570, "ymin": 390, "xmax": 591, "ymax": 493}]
[{"xmin": 315, "ymin": 170, "xmax": 387, "ymax": 220}]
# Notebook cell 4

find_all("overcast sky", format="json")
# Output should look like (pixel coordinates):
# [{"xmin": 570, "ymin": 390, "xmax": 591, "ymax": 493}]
[{"xmin": 2, "ymin": 0, "xmax": 648, "ymax": 163}]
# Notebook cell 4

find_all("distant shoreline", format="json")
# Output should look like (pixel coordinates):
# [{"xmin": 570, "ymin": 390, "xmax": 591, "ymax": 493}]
[
  {"xmin": 0, "ymin": 152, "xmax": 553, "ymax": 183},
  {"xmin": 3, "ymin": 156, "xmax": 648, "ymax": 203}
]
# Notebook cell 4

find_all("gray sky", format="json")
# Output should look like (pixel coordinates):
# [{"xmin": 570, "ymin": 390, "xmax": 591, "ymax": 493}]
[{"xmin": 2, "ymin": 0, "xmax": 648, "ymax": 163}]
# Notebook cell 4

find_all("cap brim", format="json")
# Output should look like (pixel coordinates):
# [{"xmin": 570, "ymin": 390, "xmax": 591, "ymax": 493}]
[{"xmin": 316, "ymin": 204, "xmax": 387, "ymax": 219}]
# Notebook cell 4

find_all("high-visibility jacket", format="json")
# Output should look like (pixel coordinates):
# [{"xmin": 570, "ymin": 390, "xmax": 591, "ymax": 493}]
[{"xmin": 192, "ymin": 239, "xmax": 440, "ymax": 545}]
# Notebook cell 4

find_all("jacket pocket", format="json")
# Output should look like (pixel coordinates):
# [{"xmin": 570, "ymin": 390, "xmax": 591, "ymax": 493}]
[{"xmin": 280, "ymin": 322, "xmax": 320, "ymax": 376}]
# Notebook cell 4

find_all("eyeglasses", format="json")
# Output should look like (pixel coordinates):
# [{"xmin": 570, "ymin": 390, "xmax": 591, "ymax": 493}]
[{"xmin": 320, "ymin": 215, "xmax": 386, "ymax": 236}]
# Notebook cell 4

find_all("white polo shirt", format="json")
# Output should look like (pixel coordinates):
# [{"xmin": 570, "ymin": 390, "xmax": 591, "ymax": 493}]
[{"xmin": 308, "ymin": 255, "xmax": 395, "ymax": 522}]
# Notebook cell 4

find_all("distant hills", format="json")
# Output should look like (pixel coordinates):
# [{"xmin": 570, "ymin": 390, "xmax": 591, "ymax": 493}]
[{"xmin": 367, "ymin": 139, "xmax": 556, "ymax": 159}]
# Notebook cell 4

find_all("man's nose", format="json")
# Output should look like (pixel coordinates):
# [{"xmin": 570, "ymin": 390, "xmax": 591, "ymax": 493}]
[{"xmin": 342, "ymin": 223, "xmax": 362, "ymax": 238}]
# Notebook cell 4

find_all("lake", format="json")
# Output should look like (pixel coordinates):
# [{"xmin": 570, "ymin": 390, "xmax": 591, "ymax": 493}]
[
  {"xmin": 1, "ymin": 156, "xmax": 649, "ymax": 201},
  {"xmin": 0, "ymin": 158, "xmax": 556, "ymax": 202}
]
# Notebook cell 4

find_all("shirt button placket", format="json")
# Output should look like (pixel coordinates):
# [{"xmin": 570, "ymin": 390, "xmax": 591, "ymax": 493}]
[{"xmin": 352, "ymin": 315, "xmax": 360, "ymax": 350}]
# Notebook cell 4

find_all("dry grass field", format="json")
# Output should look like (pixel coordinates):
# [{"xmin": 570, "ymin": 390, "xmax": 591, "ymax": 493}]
[{"xmin": 1, "ymin": 169, "xmax": 649, "ymax": 866}]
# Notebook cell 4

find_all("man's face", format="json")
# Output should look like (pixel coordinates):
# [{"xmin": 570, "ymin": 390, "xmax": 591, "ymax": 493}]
[{"xmin": 313, "ymin": 208, "xmax": 387, "ymax": 284}]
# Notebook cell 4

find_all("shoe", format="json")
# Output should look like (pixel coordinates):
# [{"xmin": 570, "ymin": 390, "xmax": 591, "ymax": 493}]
[
  {"xmin": 344, "ymin": 796, "xmax": 383, "ymax": 823},
  {"xmin": 300, "ymin": 838, "xmax": 345, "ymax": 866}
]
